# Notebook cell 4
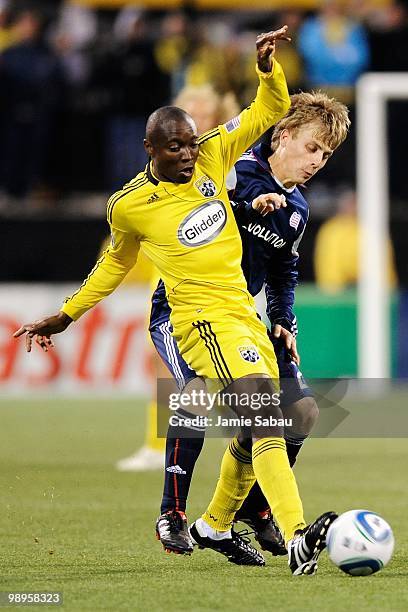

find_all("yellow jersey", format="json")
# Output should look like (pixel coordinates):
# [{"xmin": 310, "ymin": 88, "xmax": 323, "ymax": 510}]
[
  {"xmin": 314, "ymin": 214, "xmax": 397, "ymax": 293},
  {"xmin": 61, "ymin": 60, "xmax": 290, "ymax": 325}
]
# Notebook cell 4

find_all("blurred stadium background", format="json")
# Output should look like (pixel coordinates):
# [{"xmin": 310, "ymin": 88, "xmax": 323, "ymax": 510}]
[
  {"xmin": 1, "ymin": 0, "xmax": 408, "ymax": 394},
  {"xmin": 0, "ymin": 2, "xmax": 407, "ymax": 609}
]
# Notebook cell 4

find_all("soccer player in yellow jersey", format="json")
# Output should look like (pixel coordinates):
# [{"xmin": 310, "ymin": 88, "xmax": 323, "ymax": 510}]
[{"xmin": 14, "ymin": 26, "xmax": 337, "ymax": 575}]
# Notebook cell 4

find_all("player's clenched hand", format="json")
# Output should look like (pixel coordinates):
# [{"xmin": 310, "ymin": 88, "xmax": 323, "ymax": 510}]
[
  {"xmin": 252, "ymin": 193, "xmax": 286, "ymax": 216},
  {"xmin": 256, "ymin": 25, "xmax": 291, "ymax": 73},
  {"xmin": 13, "ymin": 311, "xmax": 73, "ymax": 353},
  {"xmin": 273, "ymin": 324, "xmax": 300, "ymax": 365}
]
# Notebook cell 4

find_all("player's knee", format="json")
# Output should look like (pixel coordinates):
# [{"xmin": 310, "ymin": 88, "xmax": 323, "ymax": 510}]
[
  {"xmin": 221, "ymin": 375, "xmax": 283, "ymax": 435},
  {"xmin": 254, "ymin": 396, "xmax": 283, "ymax": 420},
  {"xmin": 288, "ymin": 397, "xmax": 319, "ymax": 435},
  {"xmin": 302, "ymin": 397, "xmax": 319, "ymax": 430},
  {"xmin": 250, "ymin": 380, "xmax": 284, "ymax": 437}
]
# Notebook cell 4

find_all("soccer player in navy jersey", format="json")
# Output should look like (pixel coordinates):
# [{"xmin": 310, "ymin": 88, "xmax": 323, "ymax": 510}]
[{"xmin": 153, "ymin": 91, "xmax": 350, "ymax": 571}]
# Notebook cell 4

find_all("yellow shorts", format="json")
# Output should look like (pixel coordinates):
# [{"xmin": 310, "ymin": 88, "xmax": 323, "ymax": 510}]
[{"xmin": 172, "ymin": 308, "xmax": 279, "ymax": 389}]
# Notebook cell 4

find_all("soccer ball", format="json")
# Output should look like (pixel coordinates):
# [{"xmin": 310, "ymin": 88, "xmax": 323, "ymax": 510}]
[{"xmin": 326, "ymin": 509, "xmax": 394, "ymax": 576}]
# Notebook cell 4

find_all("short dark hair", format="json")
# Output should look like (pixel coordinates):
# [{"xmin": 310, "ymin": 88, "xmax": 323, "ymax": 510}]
[{"xmin": 145, "ymin": 106, "xmax": 193, "ymax": 143}]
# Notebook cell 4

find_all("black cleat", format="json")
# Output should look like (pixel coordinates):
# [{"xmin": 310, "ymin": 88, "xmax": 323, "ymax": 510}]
[
  {"xmin": 287, "ymin": 511, "xmax": 338, "ymax": 575},
  {"xmin": 237, "ymin": 511, "xmax": 287, "ymax": 556},
  {"xmin": 189, "ymin": 522, "xmax": 265, "ymax": 566},
  {"xmin": 156, "ymin": 510, "xmax": 194, "ymax": 555}
]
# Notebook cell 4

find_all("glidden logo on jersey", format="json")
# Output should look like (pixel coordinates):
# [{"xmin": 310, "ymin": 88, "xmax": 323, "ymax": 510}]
[{"xmin": 178, "ymin": 200, "xmax": 227, "ymax": 247}]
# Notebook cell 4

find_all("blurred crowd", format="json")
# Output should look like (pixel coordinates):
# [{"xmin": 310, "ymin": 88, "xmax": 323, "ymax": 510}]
[{"xmin": 0, "ymin": 0, "xmax": 407, "ymax": 210}]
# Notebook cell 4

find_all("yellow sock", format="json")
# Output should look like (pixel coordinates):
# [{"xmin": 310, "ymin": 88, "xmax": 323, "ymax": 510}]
[
  {"xmin": 202, "ymin": 438, "xmax": 256, "ymax": 531},
  {"xmin": 252, "ymin": 437, "xmax": 306, "ymax": 543},
  {"xmin": 145, "ymin": 400, "xmax": 166, "ymax": 452}
]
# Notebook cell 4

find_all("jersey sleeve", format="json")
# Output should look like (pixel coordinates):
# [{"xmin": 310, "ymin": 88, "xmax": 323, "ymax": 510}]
[
  {"xmin": 264, "ymin": 249, "xmax": 298, "ymax": 333},
  {"xmin": 219, "ymin": 60, "xmax": 290, "ymax": 172},
  {"xmin": 61, "ymin": 203, "xmax": 140, "ymax": 321},
  {"xmin": 264, "ymin": 224, "xmax": 306, "ymax": 334}
]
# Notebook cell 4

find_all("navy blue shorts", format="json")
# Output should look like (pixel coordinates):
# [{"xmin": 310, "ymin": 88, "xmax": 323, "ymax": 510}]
[
  {"xmin": 150, "ymin": 320, "xmax": 197, "ymax": 391},
  {"xmin": 150, "ymin": 314, "xmax": 313, "ymax": 405}
]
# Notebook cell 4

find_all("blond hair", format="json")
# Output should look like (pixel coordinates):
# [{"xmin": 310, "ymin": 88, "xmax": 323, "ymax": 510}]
[{"xmin": 271, "ymin": 91, "xmax": 350, "ymax": 152}]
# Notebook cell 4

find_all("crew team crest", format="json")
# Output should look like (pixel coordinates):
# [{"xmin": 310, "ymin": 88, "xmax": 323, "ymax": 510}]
[
  {"xmin": 195, "ymin": 175, "xmax": 217, "ymax": 197},
  {"xmin": 238, "ymin": 346, "xmax": 260, "ymax": 363}
]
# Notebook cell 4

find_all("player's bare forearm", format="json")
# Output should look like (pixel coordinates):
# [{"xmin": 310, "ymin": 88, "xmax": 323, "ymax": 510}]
[
  {"xmin": 13, "ymin": 311, "xmax": 73, "ymax": 353},
  {"xmin": 256, "ymin": 25, "xmax": 291, "ymax": 73}
]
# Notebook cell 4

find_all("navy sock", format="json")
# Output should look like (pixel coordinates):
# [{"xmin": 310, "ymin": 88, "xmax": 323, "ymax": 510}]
[
  {"xmin": 236, "ymin": 482, "xmax": 269, "ymax": 519},
  {"xmin": 160, "ymin": 409, "xmax": 206, "ymax": 514},
  {"xmin": 285, "ymin": 434, "xmax": 306, "ymax": 467}
]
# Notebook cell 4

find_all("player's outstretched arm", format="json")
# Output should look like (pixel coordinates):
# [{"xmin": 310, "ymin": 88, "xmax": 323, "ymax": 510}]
[
  {"xmin": 256, "ymin": 25, "xmax": 291, "ymax": 73},
  {"xmin": 61, "ymin": 227, "xmax": 140, "ymax": 321},
  {"xmin": 13, "ymin": 194, "xmax": 141, "ymax": 353},
  {"xmin": 218, "ymin": 26, "xmax": 291, "ymax": 171},
  {"xmin": 13, "ymin": 311, "xmax": 73, "ymax": 353}
]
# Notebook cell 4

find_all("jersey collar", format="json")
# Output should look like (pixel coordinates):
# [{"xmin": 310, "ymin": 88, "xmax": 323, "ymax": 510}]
[
  {"xmin": 271, "ymin": 173, "xmax": 296, "ymax": 193},
  {"xmin": 146, "ymin": 160, "xmax": 193, "ymax": 193},
  {"xmin": 147, "ymin": 160, "xmax": 159, "ymax": 186}
]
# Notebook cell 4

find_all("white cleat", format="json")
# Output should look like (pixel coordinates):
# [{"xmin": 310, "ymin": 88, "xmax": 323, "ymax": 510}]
[
  {"xmin": 287, "ymin": 511, "xmax": 338, "ymax": 575},
  {"xmin": 116, "ymin": 446, "xmax": 164, "ymax": 472}
]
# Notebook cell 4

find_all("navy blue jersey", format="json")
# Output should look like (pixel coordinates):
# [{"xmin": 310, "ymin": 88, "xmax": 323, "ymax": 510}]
[
  {"xmin": 150, "ymin": 142, "xmax": 309, "ymax": 334},
  {"xmin": 228, "ymin": 142, "xmax": 309, "ymax": 333}
]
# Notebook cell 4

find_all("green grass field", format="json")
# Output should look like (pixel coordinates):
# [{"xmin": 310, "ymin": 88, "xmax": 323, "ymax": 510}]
[{"xmin": 0, "ymin": 398, "xmax": 407, "ymax": 611}]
